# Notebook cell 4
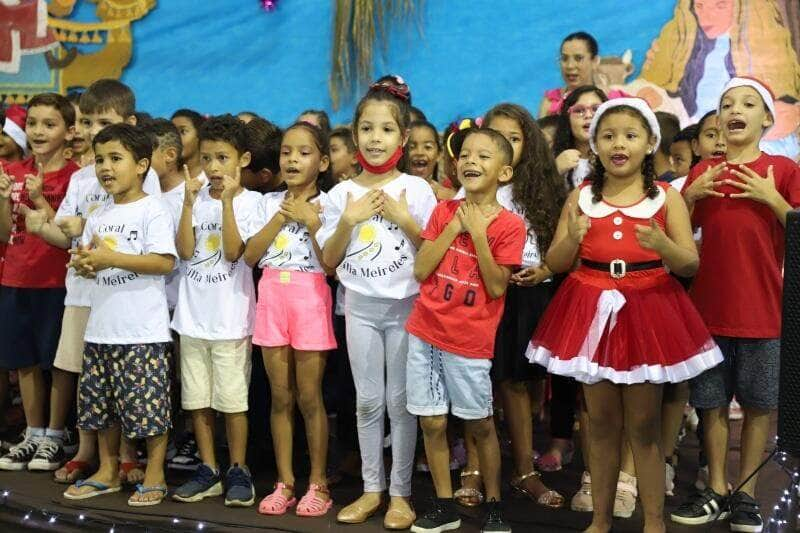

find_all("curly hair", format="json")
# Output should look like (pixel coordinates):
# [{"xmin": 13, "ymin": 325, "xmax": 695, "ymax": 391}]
[
  {"xmin": 484, "ymin": 103, "xmax": 566, "ymax": 254},
  {"xmin": 590, "ymin": 106, "xmax": 659, "ymax": 203}
]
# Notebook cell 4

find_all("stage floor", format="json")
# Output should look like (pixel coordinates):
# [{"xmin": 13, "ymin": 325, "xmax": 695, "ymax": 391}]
[{"xmin": 0, "ymin": 416, "xmax": 785, "ymax": 532}]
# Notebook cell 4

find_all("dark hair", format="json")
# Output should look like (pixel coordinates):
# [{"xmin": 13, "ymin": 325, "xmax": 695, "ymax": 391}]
[
  {"xmin": 79, "ymin": 79, "xmax": 135, "ymax": 118},
  {"xmin": 237, "ymin": 110, "xmax": 260, "ymax": 120},
  {"xmin": 171, "ymin": 108, "xmax": 206, "ymax": 131},
  {"xmin": 353, "ymin": 84, "xmax": 411, "ymax": 137},
  {"xmin": 655, "ymin": 111, "xmax": 680, "ymax": 156},
  {"xmin": 590, "ymin": 106, "xmax": 659, "ymax": 202},
  {"xmin": 553, "ymin": 85, "xmax": 608, "ymax": 157},
  {"xmin": 92, "ymin": 123, "xmax": 152, "ymax": 176},
  {"xmin": 298, "ymin": 109, "xmax": 331, "ymax": 137},
  {"xmin": 536, "ymin": 115, "xmax": 559, "ymax": 130},
  {"xmin": 280, "ymin": 122, "xmax": 334, "ymax": 192},
  {"xmin": 561, "ymin": 31, "xmax": 599, "ymax": 58},
  {"xmin": 330, "ymin": 126, "xmax": 356, "ymax": 153},
  {"xmin": 409, "ymin": 106, "xmax": 427, "ymax": 122},
  {"xmin": 694, "ymin": 110, "xmax": 718, "ymax": 138},
  {"xmin": 141, "ymin": 118, "xmax": 183, "ymax": 164},
  {"xmin": 778, "ymin": 94, "xmax": 799, "ymax": 105},
  {"xmin": 66, "ymin": 90, "xmax": 83, "ymax": 105},
  {"xmin": 245, "ymin": 116, "xmax": 282, "ymax": 175},
  {"xmin": 463, "ymin": 127, "xmax": 513, "ymax": 166},
  {"xmin": 485, "ymin": 103, "xmax": 566, "ymax": 254},
  {"xmin": 28, "ymin": 93, "xmax": 76, "ymax": 127},
  {"xmin": 408, "ymin": 120, "xmax": 441, "ymax": 179},
  {"xmin": 672, "ymin": 124, "xmax": 700, "ymax": 167},
  {"xmin": 198, "ymin": 114, "xmax": 249, "ymax": 154},
  {"xmin": 134, "ymin": 111, "xmax": 154, "ymax": 128}
]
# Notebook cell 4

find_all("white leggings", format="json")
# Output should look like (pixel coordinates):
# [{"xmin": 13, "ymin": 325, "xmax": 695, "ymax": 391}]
[{"xmin": 345, "ymin": 291, "xmax": 417, "ymax": 496}]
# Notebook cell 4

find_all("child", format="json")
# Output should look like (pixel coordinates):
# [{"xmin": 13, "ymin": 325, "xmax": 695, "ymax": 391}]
[
  {"xmin": 529, "ymin": 98, "xmax": 722, "ymax": 533},
  {"xmin": 667, "ymin": 125, "xmax": 698, "ymax": 191},
  {"xmin": 653, "ymin": 112, "xmax": 681, "ymax": 182},
  {"xmin": 66, "ymin": 92, "xmax": 93, "ymax": 167},
  {"xmin": 329, "ymin": 126, "xmax": 359, "ymax": 182},
  {"xmin": 673, "ymin": 77, "xmax": 800, "ymax": 532},
  {"xmin": 63, "ymin": 123, "xmax": 176, "ymax": 506},
  {"xmin": 406, "ymin": 127, "xmax": 524, "ymax": 533},
  {"xmin": 0, "ymin": 93, "xmax": 78, "ymax": 472},
  {"xmin": 241, "ymin": 117, "xmax": 282, "ymax": 193},
  {"xmin": 297, "ymin": 109, "xmax": 331, "ymax": 137},
  {"xmin": 171, "ymin": 115, "xmax": 259, "ymax": 507},
  {"xmin": 172, "ymin": 109, "xmax": 206, "ymax": 181},
  {"xmin": 553, "ymin": 85, "xmax": 608, "ymax": 189},
  {"xmin": 0, "ymin": 105, "xmax": 28, "ymax": 163},
  {"xmin": 691, "ymin": 110, "xmax": 727, "ymax": 162},
  {"xmin": 318, "ymin": 82, "xmax": 437, "ymax": 529},
  {"xmin": 536, "ymin": 115, "xmax": 559, "ymax": 151},
  {"xmin": 243, "ymin": 121, "xmax": 335, "ymax": 516},
  {"xmin": 408, "ymin": 120, "xmax": 453, "ymax": 200}
]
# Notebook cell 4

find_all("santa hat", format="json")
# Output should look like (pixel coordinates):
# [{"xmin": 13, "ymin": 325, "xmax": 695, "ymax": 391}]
[
  {"xmin": 3, "ymin": 105, "xmax": 28, "ymax": 155},
  {"xmin": 588, "ymin": 97, "xmax": 661, "ymax": 155},
  {"xmin": 718, "ymin": 76, "xmax": 776, "ymax": 133}
]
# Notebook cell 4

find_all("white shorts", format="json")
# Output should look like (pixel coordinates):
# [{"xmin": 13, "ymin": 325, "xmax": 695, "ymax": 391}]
[
  {"xmin": 179, "ymin": 335, "xmax": 252, "ymax": 413},
  {"xmin": 53, "ymin": 306, "xmax": 90, "ymax": 373}
]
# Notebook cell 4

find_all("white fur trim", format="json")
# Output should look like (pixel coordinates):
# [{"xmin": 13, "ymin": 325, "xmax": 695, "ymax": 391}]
[
  {"xmin": 0, "ymin": 30, "xmax": 21, "ymax": 74},
  {"xmin": 36, "ymin": 0, "xmax": 46, "ymax": 38},
  {"xmin": 3, "ymin": 117, "xmax": 27, "ymax": 154},
  {"xmin": 718, "ymin": 77, "xmax": 776, "ymax": 134},
  {"xmin": 578, "ymin": 183, "xmax": 666, "ymax": 219},
  {"xmin": 589, "ymin": 97, "xmax": 661, "ymax": 155}
]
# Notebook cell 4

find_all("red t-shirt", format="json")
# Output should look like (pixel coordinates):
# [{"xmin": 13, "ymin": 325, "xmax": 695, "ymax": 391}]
[
  {"xmin": 406, "ymin": 200, "xmax": 525, "ymax": 358},
  {"xmin": 686, "ymin": 152, "xmax": 800, "ymax": 337},
  {"xmin": 1, "ymin": 157, "xmax": 78, "ymax": 289}
]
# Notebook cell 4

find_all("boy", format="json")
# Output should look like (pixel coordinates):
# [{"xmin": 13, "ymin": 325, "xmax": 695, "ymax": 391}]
[
  {"xmin": 171, "ymin": 115, "xmax": 259, "ymax": 506},
  {"xmin": 673, "ymin": 77, "xmax": 800, "ymax": 532},
  {"xmin": 668, "ymin": 125, "xmax": 698, "ymax": 192},
  {"xmin": 240, "ymin": 116, "xmax": 282, "ymax": 193},
  {"xmin": 0, "ymin": 105, "xmax": 28, "ymax": 163},
  {"xmin": 0, "ymin": 93, "xmax": 78, "ymax": 471},
  {"xmin": 329, "ymin": 126, "xmax": 359, "ymax": 181},
  {"xmin": 63, "ymin": 123, "xmax": 176, "ymax": 506},
  {"xmin": 406, "ymin": 128, "xmax": 525, "ymax": 533}
]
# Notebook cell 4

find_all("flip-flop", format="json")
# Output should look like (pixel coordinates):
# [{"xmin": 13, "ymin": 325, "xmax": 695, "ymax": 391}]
[
  {"xmin": 128, "ymin": 484, "xmax": 168, "ymax": 507},
  {"xmin": 63, "ymin": 479, "xmax": 121, "ymax": 500},
  {"xmin": 54, "ymin": 460, "xmax": 91, "ymax": 484}
]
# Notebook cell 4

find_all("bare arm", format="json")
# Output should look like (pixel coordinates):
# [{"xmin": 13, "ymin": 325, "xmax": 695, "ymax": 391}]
[
  {"xmin": 413, "ymin": 218, "xmax": 460, "ymax": 281},
  {"xmin": 242, "ymin": 211, "xmax": 285, "ymax": 268},
  {"xmin": 635, "ymin": 188, "xmax": 699, "ymax": 277},
  {"xmin": 472, "ymin": 230, "xmax": 513, "ymax": 299},
  {"xmin": 221, "ymin": 197, "xmax": 245, "ymax": 262},
  {"xmin": 544, "ymin": 189, "xmax": 585, "ymax": 273},
  {"xmin": 175, "ymin": 203, "xmax": 196, "ymax": 261}
]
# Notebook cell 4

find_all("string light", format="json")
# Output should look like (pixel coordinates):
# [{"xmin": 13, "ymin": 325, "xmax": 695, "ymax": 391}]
[
  {"xmin": 197, "ymin": 523, "xmax": 205, "ymax": 531},
  {"xmin": 78, "ymin": 514, "xmax": 85, "ymax": 521},
  {"xmin": 48, "ymin": 516, "xmax": 56, "ymax": 524},
  {"xmin": 173, "ymin": 518, "xmax": 180, "ymax": 524},
  {"xmin": 22, "ymin": 513, "xmax": 30, "ymax": 521}
]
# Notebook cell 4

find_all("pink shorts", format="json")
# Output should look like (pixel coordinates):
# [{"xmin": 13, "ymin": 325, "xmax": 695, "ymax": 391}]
[{"xmin": 253, "ymin": 269, "xmax": 337, "ymax": 351}]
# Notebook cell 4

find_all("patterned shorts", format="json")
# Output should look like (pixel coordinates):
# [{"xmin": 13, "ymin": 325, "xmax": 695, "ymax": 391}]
[{"xmin": 78, "ymin": 342, "xmax": 172, "ymax": 439}]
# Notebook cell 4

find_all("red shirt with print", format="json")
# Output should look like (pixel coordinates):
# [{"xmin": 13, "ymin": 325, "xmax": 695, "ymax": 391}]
[
  {"xmin": 1, "ymin": 157, "xmax": 78, "ymax": 289},
  {"xmin": 686, "ymin": 153, "xmax": 800, "ymax": 338},
  {"xmin": 406, "ymin": 200, "xmax": 525, "ymax": 358}
]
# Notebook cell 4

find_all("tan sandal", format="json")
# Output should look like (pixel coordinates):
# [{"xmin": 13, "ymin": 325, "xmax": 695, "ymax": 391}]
[
  {"xmin": 454, "ymin": 469, "xmax": 484, "ymax": 507},
  {"xmin": 511, "ymin": 470, "xmax": 565, "ymax": 509}
]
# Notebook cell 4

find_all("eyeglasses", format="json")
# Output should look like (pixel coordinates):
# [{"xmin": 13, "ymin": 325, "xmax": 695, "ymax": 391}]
[{"xmin": 568, "ymin": 104, "xmax": 601, "ymax": 118}]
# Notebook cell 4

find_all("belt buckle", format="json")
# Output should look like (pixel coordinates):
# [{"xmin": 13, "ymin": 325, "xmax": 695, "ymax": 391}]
[{"xmin": 610, "ymin": 259, "xmax": 627, "ymax": 279}]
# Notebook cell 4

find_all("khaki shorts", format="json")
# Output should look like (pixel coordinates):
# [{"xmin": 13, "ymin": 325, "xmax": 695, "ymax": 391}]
[
  {"xmin": 53, "ymin": 306, "xmax": 90, "ymax": 373},
  {"xmin": 179, "ymin": 335, "xmax": 252, "ymax": 413}
]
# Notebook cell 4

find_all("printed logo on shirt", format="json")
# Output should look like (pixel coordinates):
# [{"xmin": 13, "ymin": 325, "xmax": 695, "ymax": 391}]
[
  {"xmin": 339, "ymin": 214, "xmax": 410, "ymax": 279},
  {"xmin": 265, "ymin": 222, "xmax": 312, "ymax": 268},
  {"xmin": 184, "ymin": 225, "xmax": 238, "ymax": 284}
]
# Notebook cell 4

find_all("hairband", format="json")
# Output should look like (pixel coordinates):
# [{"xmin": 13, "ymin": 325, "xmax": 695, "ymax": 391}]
[{"xmin": 369, "ymin": 82, "xmax": 410, "ymax": 102}]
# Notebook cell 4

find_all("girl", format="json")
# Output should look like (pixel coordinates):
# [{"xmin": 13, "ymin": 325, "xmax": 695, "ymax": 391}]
[
  {"xmin": 553, "ymin": 86, "xmax": 608, "ymax": 190},
  {"xmin": 691, "ymin": 111, "xmax": 727, "ymax": 161},
  {"xmin": 407, "ymin": 120, "xmax": 453, "ymax": 200},
  {"xmin": 529, "ymin": 98, "xmax": 722, "ymax": 533},
  {"xmin": 451, "ymin": 104, "xmax": 566, "ymax": 509},
  {"xmin": 243, "ymin": 122, "xmax": 335, "ymax": 517},
  {"xmin": 0, "ymin": 106, "xmax": 27, "ymax": 164},
  {"xmin": 171, "ymin": 109, "xmax": 206, "ymax": 180},
  {"xmin": 319, "ymin": 82, "xmax": 437, "ymax": 530},
  {"xmin": 297, "ymin": 109, "xmax": 331, "ymax": 138},
  {"xmin": 329, "ymin": 126, "xmax": 359, "ymax": 182}
]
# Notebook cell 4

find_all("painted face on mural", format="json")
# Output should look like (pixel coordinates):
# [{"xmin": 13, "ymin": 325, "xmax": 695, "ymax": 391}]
[
  {"xmin": 719, "ymin": 86, "xmax": 774, "ymax": 147},
  {"xmin": 355, "ymin": 102, "xmax": 406, "ymax": 168},
  {"xmin": 693, "ymin": 0, "xmax": 735, "ymax": 39},
  {"xmin": 560, "ymin": 38, "xmax": 598, "ymax": 90}
]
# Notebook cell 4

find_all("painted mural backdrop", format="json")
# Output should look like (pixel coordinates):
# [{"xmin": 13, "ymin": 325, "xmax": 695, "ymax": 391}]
[{"xmin": 1, "ymin": 0, "xmax": 799, "ymax": 156}]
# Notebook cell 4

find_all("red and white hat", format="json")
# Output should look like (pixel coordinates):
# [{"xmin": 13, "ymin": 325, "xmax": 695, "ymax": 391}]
[
  {"xmin": 3, "ymin": 105, "xmax": 28, "ymax": 155},
  {"xmin": 588, "ymin": 97, "xmax": 661, "ymax": 155},
  {"xmin": 718, "ymin": 76, "xmax": 776, "ymax": 133}
]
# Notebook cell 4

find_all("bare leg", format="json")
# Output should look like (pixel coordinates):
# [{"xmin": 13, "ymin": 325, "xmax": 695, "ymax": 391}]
[
  {"xmin": 737, "ymin": 406, "xmax": 773, "ymax": 497},
  {"xmin": 661, "ymin": 382, "xmax": 689, "ymax": 459},
  {"xmin": 17, "ymin": 366, "xmax": 46, "ymax": 428},
  {"xmin": 262, "ymin": 345, "xmax": 295, "ymax": 498},
  {"xmin": 65, "ymin": 424, "xmax": 120, "ymax": 497},
  {"xmin": 191, "ymin": 408, "xmax": 216, "ymax": 468},
  {"xmin": 420, "ymin": 415, "xmax": 452, "ymax": 497},
  {"xmin": 466, "ymin": 416, "xmax": 502, "ymax": 501},
  {"xmin": 127, "ymin": 433, "xmax": 168, "ymax": 504},
  {"xmin": 702, "ymin": 406, "xmax": 730, "ymax": 496},
  {"xmin": 294, "ymin": 350, "xmax": 329, "ymax": 495},
  {"xmin": 225, "ymin": 412, "xmax": 248, "ymax": 467},
  {"xmin": 48, "ymin": 368, "xmax": 77, "ymax": 431}
]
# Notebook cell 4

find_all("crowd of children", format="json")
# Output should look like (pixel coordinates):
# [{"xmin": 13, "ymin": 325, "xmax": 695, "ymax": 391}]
[{"xmin": 0, "ymin": 30, "xmax": 798, "ymax": 533}]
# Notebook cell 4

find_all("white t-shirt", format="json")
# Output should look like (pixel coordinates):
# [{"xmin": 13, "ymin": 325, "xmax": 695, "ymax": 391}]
[
  {"xmin": 317, "ymin": 173, "xmax": 437, "ymax": 299},
  {"xmin": 568, "ymin": 158, "xmax": 592, "ymax": 189},
  {"xmin": 243, "ymin": 190, "xmax": 328, "ymax": 273},
  {"xmin": 171, "ymin": 188, "xmax": 260, "ymax": 340},
  {"xmin": 56, "ymin": 164, "xmax": 161, "ymax": 307},
  {"xmin": 81, "ymin": 195, "xmax": 177, "ymax": 344}
]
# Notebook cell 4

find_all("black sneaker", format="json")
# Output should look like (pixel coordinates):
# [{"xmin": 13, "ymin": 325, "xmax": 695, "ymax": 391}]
[
  {"xmin": 0, "ymin": 430, "xmax": 24, "ymax": 455},
  {"xmin": 168, "ymin": 433, "xmax": 200, "ymax": 471},
  {"xmin": 224, "ymin": 464, "xmax": 255, "ymax": 507},
  {"xmin": 27, "ymin": 437, "xmax": 65, "ymax": 471},
  {"xmin": 0, "ymin": 436, "xmax": 40, "ymax": 471},
  {"xmin": 411, "ymin": 498, "xmax": 461, "ymax": 533},
  {"xmin": 729, "ymin": 491, "xmax": 763, "ymax": 533},
  {"xmin": 481, "ymin": 499, "xmax": 511, "ymax": 533},
  {"xmin": 670, "ymin": 487, "xmax": 729, "ymax": 525}
]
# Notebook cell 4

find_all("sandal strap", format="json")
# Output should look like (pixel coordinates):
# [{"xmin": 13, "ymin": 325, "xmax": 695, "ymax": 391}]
[
  {"xmin": 274, "ymin": 481, "xmax": 295, "ymax": 491},
  {"xmin": 513, "ymin": 470, "xmax": 542, "ymax": 484},
  {"xmin": 308, "ymin": 483, "xmax": 329, "ymax": 495},
  {"xmin": 460, "ymin": 469, "xmax": 481, "ymax": 479}
]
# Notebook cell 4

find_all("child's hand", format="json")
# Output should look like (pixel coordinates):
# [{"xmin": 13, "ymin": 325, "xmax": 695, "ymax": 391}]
[
  {"xmin": 342, "ymin": 190, "xmax": 383, "ymax": 227},
  {"xmin": 18, "ymin": 204, "xmax": 47, "ymax": 235},
  {"xmin": 511, "ymin": 264, "xmax": 552, "ymax": 286},
  {"xmin": 381, "ymin": 189, "xmax": 411, "ymax": 226},
  {"xmin": 0, "ymin": 169, "xmax": 11, "ymax": 200},
  {"xmin": 457, "ymin": 201, "xmax": 499, "ymax": 238},
  {"xmin": 73, "ymin": 234, "xmax": 117, "ymax": 273},
  {"xmin": 445, "ymin": 211, "xmax": 464, "ymax": 234},
  {"xmin": 555, "ymin": 149, "xmax": 581, "ymax": 175},
  {"xmin": 220, "ymin": 167, "xmax": 241, "ymax": 201},
  {"xmin": 684, "ymin": 162, "xmax": 725, "ymax": 203},
  {"xmin": 54, "ymin": 216, "xmax": 85, "ymax": 238},
  {"xmin": 635, "ymin": 218, "xmax": 669, "ymax": 254},
  {"xmin": 68, "ymin": 244, "xmax": 96, "ymax": 278},
  {"xmin": 725, "ymin": 164, "xmax": 780, "ymax": 205},
  {"xmin": 24, "ymin": 164, "xmax": 44, "ymax": 202},
  {"xmin": 280, "ymin": 193, "xmax": 322, "ymax": 229},
  {"xmin": 183, "ymin": 164, "xmax": 203, "ymax": 207},
  {"xmin": 566, "ymin": 202, "xmax": 590, "ymax": 244}
]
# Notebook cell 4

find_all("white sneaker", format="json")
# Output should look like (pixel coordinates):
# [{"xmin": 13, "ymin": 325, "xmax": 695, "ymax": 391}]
[
  {"xmin": 665, "ymin": 462, "xmax": 676, "ymax": 496},
  {"xmin": 694, "ymin": 465, "xmax": 709, "ymax": 491},
  {"xmin": 613, "ymin": 472, "xmax": 637, "ymax": 519},
  {"xmin": 570, "ymin": 471, "xmax": 593, "ymax": 512}
]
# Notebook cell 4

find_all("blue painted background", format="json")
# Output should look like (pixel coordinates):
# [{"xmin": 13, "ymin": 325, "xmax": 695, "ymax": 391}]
[{"xmin": 66, "ymin": 0, "xmax": 676, "ymax": 128}]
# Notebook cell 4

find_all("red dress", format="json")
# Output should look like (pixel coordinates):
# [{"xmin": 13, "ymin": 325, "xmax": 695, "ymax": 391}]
[{"xmin": 527, "ymin": 182, "xmax": 722, "ymax": 384}]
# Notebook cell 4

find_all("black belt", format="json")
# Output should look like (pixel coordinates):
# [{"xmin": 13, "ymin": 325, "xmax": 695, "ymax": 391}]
[{"xmin": 581, "ymin": 259, "xmax": 663, "ymax": 279}]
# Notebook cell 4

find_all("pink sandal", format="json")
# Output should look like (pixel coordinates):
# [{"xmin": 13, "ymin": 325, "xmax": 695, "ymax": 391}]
[
  {"xmin": 296, "ymin": 484, "xmax": 332, "ymax": 517},
  {"xmin": 536, "ymin": 443, "xmax": 575, "ymax": 472},
  {"xmin": 258, "ymin": 482, "xmax": 296, "ymax": 515}
]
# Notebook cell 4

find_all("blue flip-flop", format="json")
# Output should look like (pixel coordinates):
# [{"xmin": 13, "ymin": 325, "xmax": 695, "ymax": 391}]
[
  {"xmin": 128, "ymin": 483, "xmax": 168, "ymax": 507},
  {"xmin": 63, "ymin": 479, "xmax": 122, "ymax": 500}
]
